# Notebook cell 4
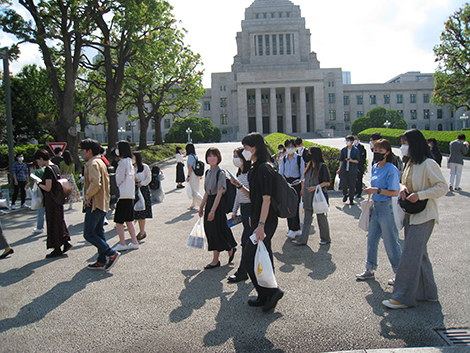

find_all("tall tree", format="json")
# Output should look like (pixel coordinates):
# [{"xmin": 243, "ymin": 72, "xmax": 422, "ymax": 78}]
[
  {"xmin": 433, "ymin": 4, "xmax": 470, "ymax": 110},
  {"xmin": 121, "ymin": 24, "xmax": 204, "ymax": 148},
  {"xmin": 1, "ymin": 0, "xmax": 93, "ymax": 164}
]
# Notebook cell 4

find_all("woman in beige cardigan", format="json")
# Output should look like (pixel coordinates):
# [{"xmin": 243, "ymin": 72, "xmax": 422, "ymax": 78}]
[{"xmin": 383, "ymin": 129, "xmax": 447, "ymax": 309}]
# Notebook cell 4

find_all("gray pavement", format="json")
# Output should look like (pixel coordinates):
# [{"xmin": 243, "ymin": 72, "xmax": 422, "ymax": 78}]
[{"xmin": 0, "ymin": 139, "xmax": 469, "ymax": 353}]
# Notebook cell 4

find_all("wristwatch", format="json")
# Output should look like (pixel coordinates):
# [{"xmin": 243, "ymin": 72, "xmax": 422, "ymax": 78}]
[{"xmin": 377, "ymin": 188, "xmax": 382, "ymax": 194}]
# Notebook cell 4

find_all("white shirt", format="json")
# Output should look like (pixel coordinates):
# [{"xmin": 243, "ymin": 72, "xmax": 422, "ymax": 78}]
[{"xmin": 135, "ymin": 164, "xmax": 151, "ymax": 186}]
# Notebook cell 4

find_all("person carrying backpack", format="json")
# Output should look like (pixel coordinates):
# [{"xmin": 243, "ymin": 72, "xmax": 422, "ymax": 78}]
[
  {"xmin": 279, "ymin": 138, "xmax": 305, "ymax": 239},
  {"xmin": 337, "ymin": 135, "xmax": 359, "ymax": 205},
  {"xmin": 186, "ymin": 143, "xmax": 203, "ymax": 210}
]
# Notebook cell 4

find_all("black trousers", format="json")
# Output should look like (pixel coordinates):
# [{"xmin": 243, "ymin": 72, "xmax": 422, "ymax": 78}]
[
  {"xmin": 12, "ymin": 180, "xmax": 27, "ymax": 205},
  {"xmin": 340, "ymin": 172, "xmax": 357, "ymax": 202},
  {"xmin": 285, "ymin": 177, "xmax": 301, "ymax": 231},
  {"xmin": 242, "ymin": 214, "xmax": 279, "ymax": 299},
  {"xmin": 356, "ymin": 171, "xmax": 364, "ymax": 197}
]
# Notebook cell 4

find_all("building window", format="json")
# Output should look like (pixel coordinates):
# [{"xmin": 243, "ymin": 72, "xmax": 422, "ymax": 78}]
[
  {"xmin": 344, "ymin": 111, "xmax": 350, "ymax": 122},
  {"xmin": 263, "ymin": 13, "xmax": 267, "ymax": 18},
  {"xmin": 255, "ymin": 13, "xmax": 259, "ymax": 19},
  {"xmin": 425, "ymin": 124, "xmax": 430, "ymax": 130},
  {"xmin": 258, "ymin": 35, "xmax": 263, "ymax": 56},
  {"xmin": 397, "ymin": 94, "xmax": 403, "ymax": 104},
  {"xmin": 279, "ymin": 34, "xmax": 284, "ymax": 55},
  {"xmin": 357, "ymin": 111, "xmax": 363, "ymax": 118},
  {"xmin": 306, "ymin": 93, "xmax": 309, "ymax": 103},
  {"xmin": 357, "ymin": 95, "xmax": 363, "ymax": 105},
  {"xmin": 437, "ymin": 109, "xmax": 443, "ymax": 119},
  {"xmin": 328, "ymin": 93, "xmax": 335, "ymax": 103},
  {"xmin": 451, "ymin": 110, "xmax": 454, "ymax": 118},
  {"xmin": 261, "ymin": 95, "xmax": 269, "ymax": 104},
  {"xmin": 247, "ymin": 95, "xmax": 255, "ymax": 105},
  {"xmin": 344, "ymin": 95, "xmax": 349, "ymax": 105},
  {"xmin": 204, "ymin": 101, "xmax": 210, "ymax": 111},
  {"xmin": 286, "ymin": 34, "xmax": 291, "ymax": 55},
  {"xmin": 292, "ymin": 94, "xmax": 296, "ymax": 103},
  {"xmin": 329, "ymin": 110, "xmax": 336, "ymax": 121},
  {"xmin": 279, "ymin": 12, "xmax": 282, "ymax": 18},
  {"xmin": 410, "ymin": 109, "xmax": 417, "ymax": 120},
  {"xmin": 384, "ymin": 94, "xmax": 390, "ymax": 104},
  {"xmin": 220, "ymin": 114, "xmax": 228, "ymax": 125},
  {"xmin": 265, "ymin": 35, "xmax": 270, "ymax": 55},
  {"xmin": 272, "ymin": 35, "xmax": 277, "ymax": 55},
  {"xmin": 220, "ymin": 98, "xmax": 227, "ymax": 108},
  {"xmin": 261, "ymin": 95, "xmax": 265, "ymax": 104},
  {"xmin": 164, "ymin": 119, "xmax": 171, "ymax": 129},
  {"xmin": 410, "ymin": 94, "xmax": 416, "ymax": 103},
  {"xmin": 411, "ymin": 124, "xmax": 417, "ymax": 129},
  {"xmin": 151, "ymin": 120, "xmax": 155, "ymax": 130},
  {"xmin": 423, "ymin": 94, "xmax": 430, "ymax": 103},
  {"xmin": 424, "ymin": 109, "xmax": 430, "ymax": 119},
  {"xmin": 286, "ymin": 12, "xmax": 290, "ymax": 17},
  {"xmin": 397, "ymin": 110, "xmax": 403, "ymax": 117},
  {"xmin": 438, "ymin": 124, "xmax": 443, "ymax": 131},
  {"xmin": 370, "ymin": 95, "xmax": 376, "ymax": 104},
  {"xmin": 271, "ymin": 13, "xmax": 275, "ymax": 18},
  {"xmin": 276, "ymin": 94, "xmax": 282, "ymax": 103},
  {"xmin": 328, "ymin": 81, "xmax": 335, "ymax": 87}
]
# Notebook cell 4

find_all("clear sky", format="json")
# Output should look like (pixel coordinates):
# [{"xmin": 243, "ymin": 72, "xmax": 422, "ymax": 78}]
[{"xmin": 1, "ymin": 0, "xmax": 465, "ymax": 88}]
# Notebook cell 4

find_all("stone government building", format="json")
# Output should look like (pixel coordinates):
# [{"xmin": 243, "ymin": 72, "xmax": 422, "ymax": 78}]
[{"xmin": 85, "ymin": 0, "xmax": 466, "ymax": 143}]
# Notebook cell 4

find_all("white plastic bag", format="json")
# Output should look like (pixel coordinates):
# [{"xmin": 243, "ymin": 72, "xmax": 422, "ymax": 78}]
[
  {"xmin": 134, "ymin": 187, "xmax": 145, "ymax": 211},
  {"xmin": 186, "ymin": 181, "xmax": 193, "ymax": 199},
  {"xmin": 313, "ymin": 185, "xmax": 329, "ymax": 214},
  {"xmin": 30, "ymin": 184, "xmax": 43, "ymax": 210},
  {"xmin": 25, "ymin": 187, "xmax": 32, "ymax": 199},
  {"xmin": 254, "ymin": 239, "xmax": 278, "ymax": 288},
  {"xmin": 392, "ymin": 196, "xmax": 405, "ymax": 231},
  {"xmin": 187, "ymin": 217, "xmax": 206, "ymax": 249},
  {"xmin": 358, "ymin": 195, "xmax": 373, "ymax": 231},
  {"xmin": 334, "ymin": 174, "xmax": 340, "ymax": 192}
]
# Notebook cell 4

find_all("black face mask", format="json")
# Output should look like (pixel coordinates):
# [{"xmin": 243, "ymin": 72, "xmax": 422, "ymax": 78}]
[
  {"xmin": 304, "ymin": 153, "xmax": 312, "ymax": 163},
  {"xmin": 374, "ymin": 152, "xmax": 386, "ymax": 162}
]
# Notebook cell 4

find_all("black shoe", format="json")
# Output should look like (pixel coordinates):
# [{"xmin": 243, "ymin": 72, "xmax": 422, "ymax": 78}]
[
  {"xmin": 63, "ymin": 242, "xmax": 73, "ymax": 253},
  {"xmin": 228, "ymin": 247, "xmax": 237, "ymax": 264},
  {"xmin": 342, "ymin": 196, "xmax": 348, "ymax": 202},
  {"xmin": 204, "ymin": 261, "xmax": 220, "ymax": 270},
  {"xmin": 88, "ymin": 261, "xmax": 106, "ymax": 270},
  {"xmin": 0, "ymin": 248, "xmax": 14, "ymax": 259},
  {"xmin": 46, "ymin": 249, "xmax": 64, "ymax": 258},
  {"xmin": 248, "ymin": 297, "xmax": 268, "ymax": 307},
  {"xmin": 262, "ymin": 289, "xmax": 284, "ymax": 312},
  {"xmin": 105, "ymin": 252, "xmax": 120, "ymax": 271},
  {"xmin": 349, "ymin": 200, "xmax": 354, "ymax": 205},
  {"xmin": 228, "ymin": 272, "xmax": 248, "ymax": 283}
]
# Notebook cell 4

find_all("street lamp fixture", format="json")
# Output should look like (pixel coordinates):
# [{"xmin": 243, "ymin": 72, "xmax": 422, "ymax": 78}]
[
  {"xmin": 384, "ymin": 120, "xmax": 391, "ymax": 129},
  {"xmin": 118, "ymin": 127, "xmax": 125, "ymax": 141},
  {"xmin": 460, "ymin": 113, "xmax": 468, "ymax": 129},
  {"xmin": 186, "ymin": 127, "xmax": 192, "ymax": 143}
]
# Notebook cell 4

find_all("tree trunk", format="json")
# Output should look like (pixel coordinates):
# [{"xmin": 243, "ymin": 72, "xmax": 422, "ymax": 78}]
[
  {"xmin": 154, "ymin": 113, "xmax": 164, "ymax": 145},
  {"xmin": 137, "ymin": 93, "xmax": 148, "ymax": 149}
]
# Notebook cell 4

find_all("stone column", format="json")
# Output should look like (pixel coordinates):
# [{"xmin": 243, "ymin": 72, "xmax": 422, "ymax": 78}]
[
  {"xmin": 299, "ymin": 86, "xmax": 307, "ymax": 132},
  {"xmin": 255, "ymin": 88, "xmax": 262, "ymax": 134},
  {"xmin": 237, "ymin": 85, "xmax": 248, "ymax": 138},
  {"xmin": 285, "ymin": 87, "xmax": 292, "ymax": 134},
  {"xmin": 313, "ymin": 82, "xmax": 325, "ymax": 131},
  {"xmin": 270, "ymin": 87, "xmax": 277, "ymax": 134}
]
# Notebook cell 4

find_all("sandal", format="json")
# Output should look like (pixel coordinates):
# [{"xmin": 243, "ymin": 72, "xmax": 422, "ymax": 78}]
[{"xmin": 137, "ymin": 232, "xmax": 147, "ymax": 241}]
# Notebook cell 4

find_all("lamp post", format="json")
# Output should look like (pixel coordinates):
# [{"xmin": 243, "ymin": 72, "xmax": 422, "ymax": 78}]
[
  {"xmin": 384, "ymin": 120, "xmax": 391, "ymax": 129},
  {"xmin": 130, "ymin": 121, "xmax": 136, "ymax": 143},
  {"xmin": 460, "ymin": 113, "xmax": 468, "ymax": 129},
  {"xmin": 186, "ymin": 127, "xmax": 192, "ymax": 143},
  {"xmin": 118, "ymin": 127, "xmax": 125, "ymax": 141},
  {"xmin": 1, "ymin": 47, "xmax": 14, "ymax": 193}
]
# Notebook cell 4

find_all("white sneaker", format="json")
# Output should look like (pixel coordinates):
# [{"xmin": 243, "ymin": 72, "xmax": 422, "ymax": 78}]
[
  {"xmin": 285, "ymin": 230, "xmax": 296, "ymax": 239},
  {"xmin": 33, "ymin": 228, "xmax": 44, "ymax": 234},
  {"xmin": 127, "ymin": 242, "xmax": 139, "ymax": 250},
  {"xmin": 21, "ymin": 203, "xmax": 28, "ymax": 208},
  {"xmin": 113, "ymin": 243, "xmax": 129, "ymax": 252},
  {"xmin": 11, "ymin": 205, "xmax": 16, "ymax": 210},
  {"xmin": 292, "ymin": 230, "xmax": 301, "ymax": 238},
  {"xmin": 356, "ymin": 269, "xmax": 375, "ymax": 280},
  {"xmin": 388, "ymin": 278, "xmax": 395, "ymax": 286}
]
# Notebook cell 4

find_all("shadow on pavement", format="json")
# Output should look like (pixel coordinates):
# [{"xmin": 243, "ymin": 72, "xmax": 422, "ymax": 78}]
[
  {"xmin": 165, "ymin": 210, "xmax": 196, "ymax": 225},
  {"xmin": 0, "ymin": 258, "xmax": 51, "ymax": 287},
  {"xmin": 0, "ymin": 268, "xmax": 111, "ymax": 334}
]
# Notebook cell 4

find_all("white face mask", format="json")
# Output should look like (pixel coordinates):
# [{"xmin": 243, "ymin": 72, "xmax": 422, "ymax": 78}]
[
  {"xmin": 369, "ymin": 141, "xmax": 374, "ymax": 149},
  {"xmin": 400, "ymin": 144, "xmax": 409, "ymax": 156},
  {"xmin": 354, "ymin": 140, "xmax": 359, "ymax": 146},
  {"xmin": 18, "ymin": 157, "xmax": 24, "ymax": 162},
  {"xmin": 242, "ymin": 149, "xmax": 252, "ymax": 161},
  {"xmin": 233, "ymin": 158, "xmax": 243, "ymax": 168},
  {"xmin": 345, "ymin": 141, "xmax": 351, "ymax": 146},
  {"xmin": 115, "ymin": 149, "xmax": 120, "ymax": 157},
  {"xmin": 286, "ymin": 147, "xmax": 296, "ymax": 155}
]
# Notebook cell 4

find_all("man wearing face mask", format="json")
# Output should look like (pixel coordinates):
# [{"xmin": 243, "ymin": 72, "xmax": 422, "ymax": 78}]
[
  {"xmin": 11, "ymin": 153, "xmax": 30, "ymax": 209},
  {"xmin": 354, "ymin": 135, "xmax": 367, "ymax": 198},
  {"xmin": 337, "ymin": 135, "xmax": 359, "ymax": 205},
  {"xmin": 279, "ymin": 139, "xmax": 305, "ymax": 239},
  {"xmin": 295, "ymin": 137, "xmax": 308, "ymax": 164}
]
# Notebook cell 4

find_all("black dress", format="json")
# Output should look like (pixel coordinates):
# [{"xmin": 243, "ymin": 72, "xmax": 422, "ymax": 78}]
[{"xmin": 176, "ymin": 163, "xmax": 185, "ymax": 183}]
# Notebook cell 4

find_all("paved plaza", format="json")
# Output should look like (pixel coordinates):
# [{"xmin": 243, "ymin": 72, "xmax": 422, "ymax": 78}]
[{"xmin": 0, "ymin": 139, "xmax": 469, "ymax": 353}]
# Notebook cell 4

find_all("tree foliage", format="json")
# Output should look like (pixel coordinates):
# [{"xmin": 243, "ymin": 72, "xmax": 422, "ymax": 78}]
[
  {"xmin": 164, "ymin": 117, "xmax": 220, "ymax": 143},
  {"xmin": 351, "ymin": 107, "xmax": 407, "ymax": 135},
  {"xmin": 433, "ymin": 4, "xmax": 470, "ymax": 110}
]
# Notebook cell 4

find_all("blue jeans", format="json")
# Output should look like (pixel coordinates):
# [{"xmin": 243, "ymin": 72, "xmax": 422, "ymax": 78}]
[
  {"xmin": 83, "ymin": 207, "xmax": 115, "ymax": 264},
  {"xmin": 36, "ymin": 207, "xmax": 45, "ymax": 229},
  {"xmin": 366, "ymin": 199, "xmax": 402, "ymax": 273}
]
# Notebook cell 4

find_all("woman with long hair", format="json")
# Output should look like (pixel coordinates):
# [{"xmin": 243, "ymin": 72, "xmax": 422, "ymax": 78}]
[
  {"xmin": 133, "ymin": 151, "xmax": 152, "ymax": 240},
  {"xmin": 227, "ymin": 147, "xmax": 252, "ymax": 283},
  {"xmin": 34, "ymin": 149, "xmax": 72, "ymax": 258},
  {"xmin": 355, "ymin": 139, "xmax": 402, "ymax": 283},
  {"xmin": 199, "ymin": 147, "xmax": 236, "ymax": 269},
  {"xmin": 186, "ymin": 143, "xmax": 203, "ymax": 209},
  {"xmin": 383, "ymin": 129, "xmax": 447, "ymax": 309},
  {"xmin": 175, "ymin": 146, "xmax": 185, "ymax": 188},
  {"xmin": 59, "ymin": 150, "xmax": 81, "ymax": 210},
  {"xmin": 113, "ymin": 141, "xmax": 139, "ymax": 251},
  {"xmin": 293, "ymin": 146, "xmax": 331, "ymax": 246},
  {"xmin": 231, "ymin": 132, "xmax": 284, "ymax": 312}
]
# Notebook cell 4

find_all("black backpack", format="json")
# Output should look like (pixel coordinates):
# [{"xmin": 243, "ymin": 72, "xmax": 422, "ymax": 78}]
[
  {"xmin": 193, "ymin": 155, "xmax": 205, "ymax": 177},
  {"xmin": 215, "ymin": 170, "xmax": 237, "ymax": 214},
  {"xmin": 107, "ymin": 166, "xmax": 119, "ymax": 206},
  {"xmin": 150, "ymin": 165, "xmax": 161, "ymax": 190},
  {"xmin": 270, "ymin": 163, "xmax": 299, "ymax": 218}
]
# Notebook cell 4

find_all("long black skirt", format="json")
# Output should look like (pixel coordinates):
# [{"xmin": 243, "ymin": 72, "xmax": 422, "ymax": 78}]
[
  {"xmin": 176, "ymin": 162, "xmax": 185, "ymax": 183},
  {"xmin": 204, "ymin": 195, "xmax": 237, "ymax": 252},
  {"xmin": 134, "ymin": 185, "xmax": 153, "ymax": 220}
]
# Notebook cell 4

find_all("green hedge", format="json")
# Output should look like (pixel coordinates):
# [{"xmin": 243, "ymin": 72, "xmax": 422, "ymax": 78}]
[
  {"xmin": 0, "ymin": 144, "xmax": 46, "ymax": 169},
  {"xmin": 358, "ymin": 128, "xmax": 470, "ymax": 156},
  {"xmin": 265, "ymin": 133, "xmax": 341, "ymax": 189}
]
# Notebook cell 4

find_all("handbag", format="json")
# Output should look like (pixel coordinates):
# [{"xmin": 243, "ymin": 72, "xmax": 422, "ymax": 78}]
[
  {"xmin": 30, "ymin": 184, "xmax": 44, "ymax": 210},
  {"xmin": 399, "ymin": 192, "xmax": 428, "ymax": 214},
  {"xmin": 358, "ymin": 195, "xmax": 373, "ymax": 231},
  {"xmin": 254, "ymin": 239, "xmax": 278, "ymax": 288},
  {"xmin": 134, "ymin": 187, "xmax": 145, "ymax": 211},
  {"xmin": 334, "ymin": 174, "xmax": 340, "ymax": 192},
  {"xmin": 49, "ymin": 166, "xmax": 72, "ymax": 205},
  {"xmin": 187, "ymin": 217, "xmax": 206, "ymax": 249},
  {"xmin": 313, "ymin": 185, "xmax": 329, "ymax": 214}
]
